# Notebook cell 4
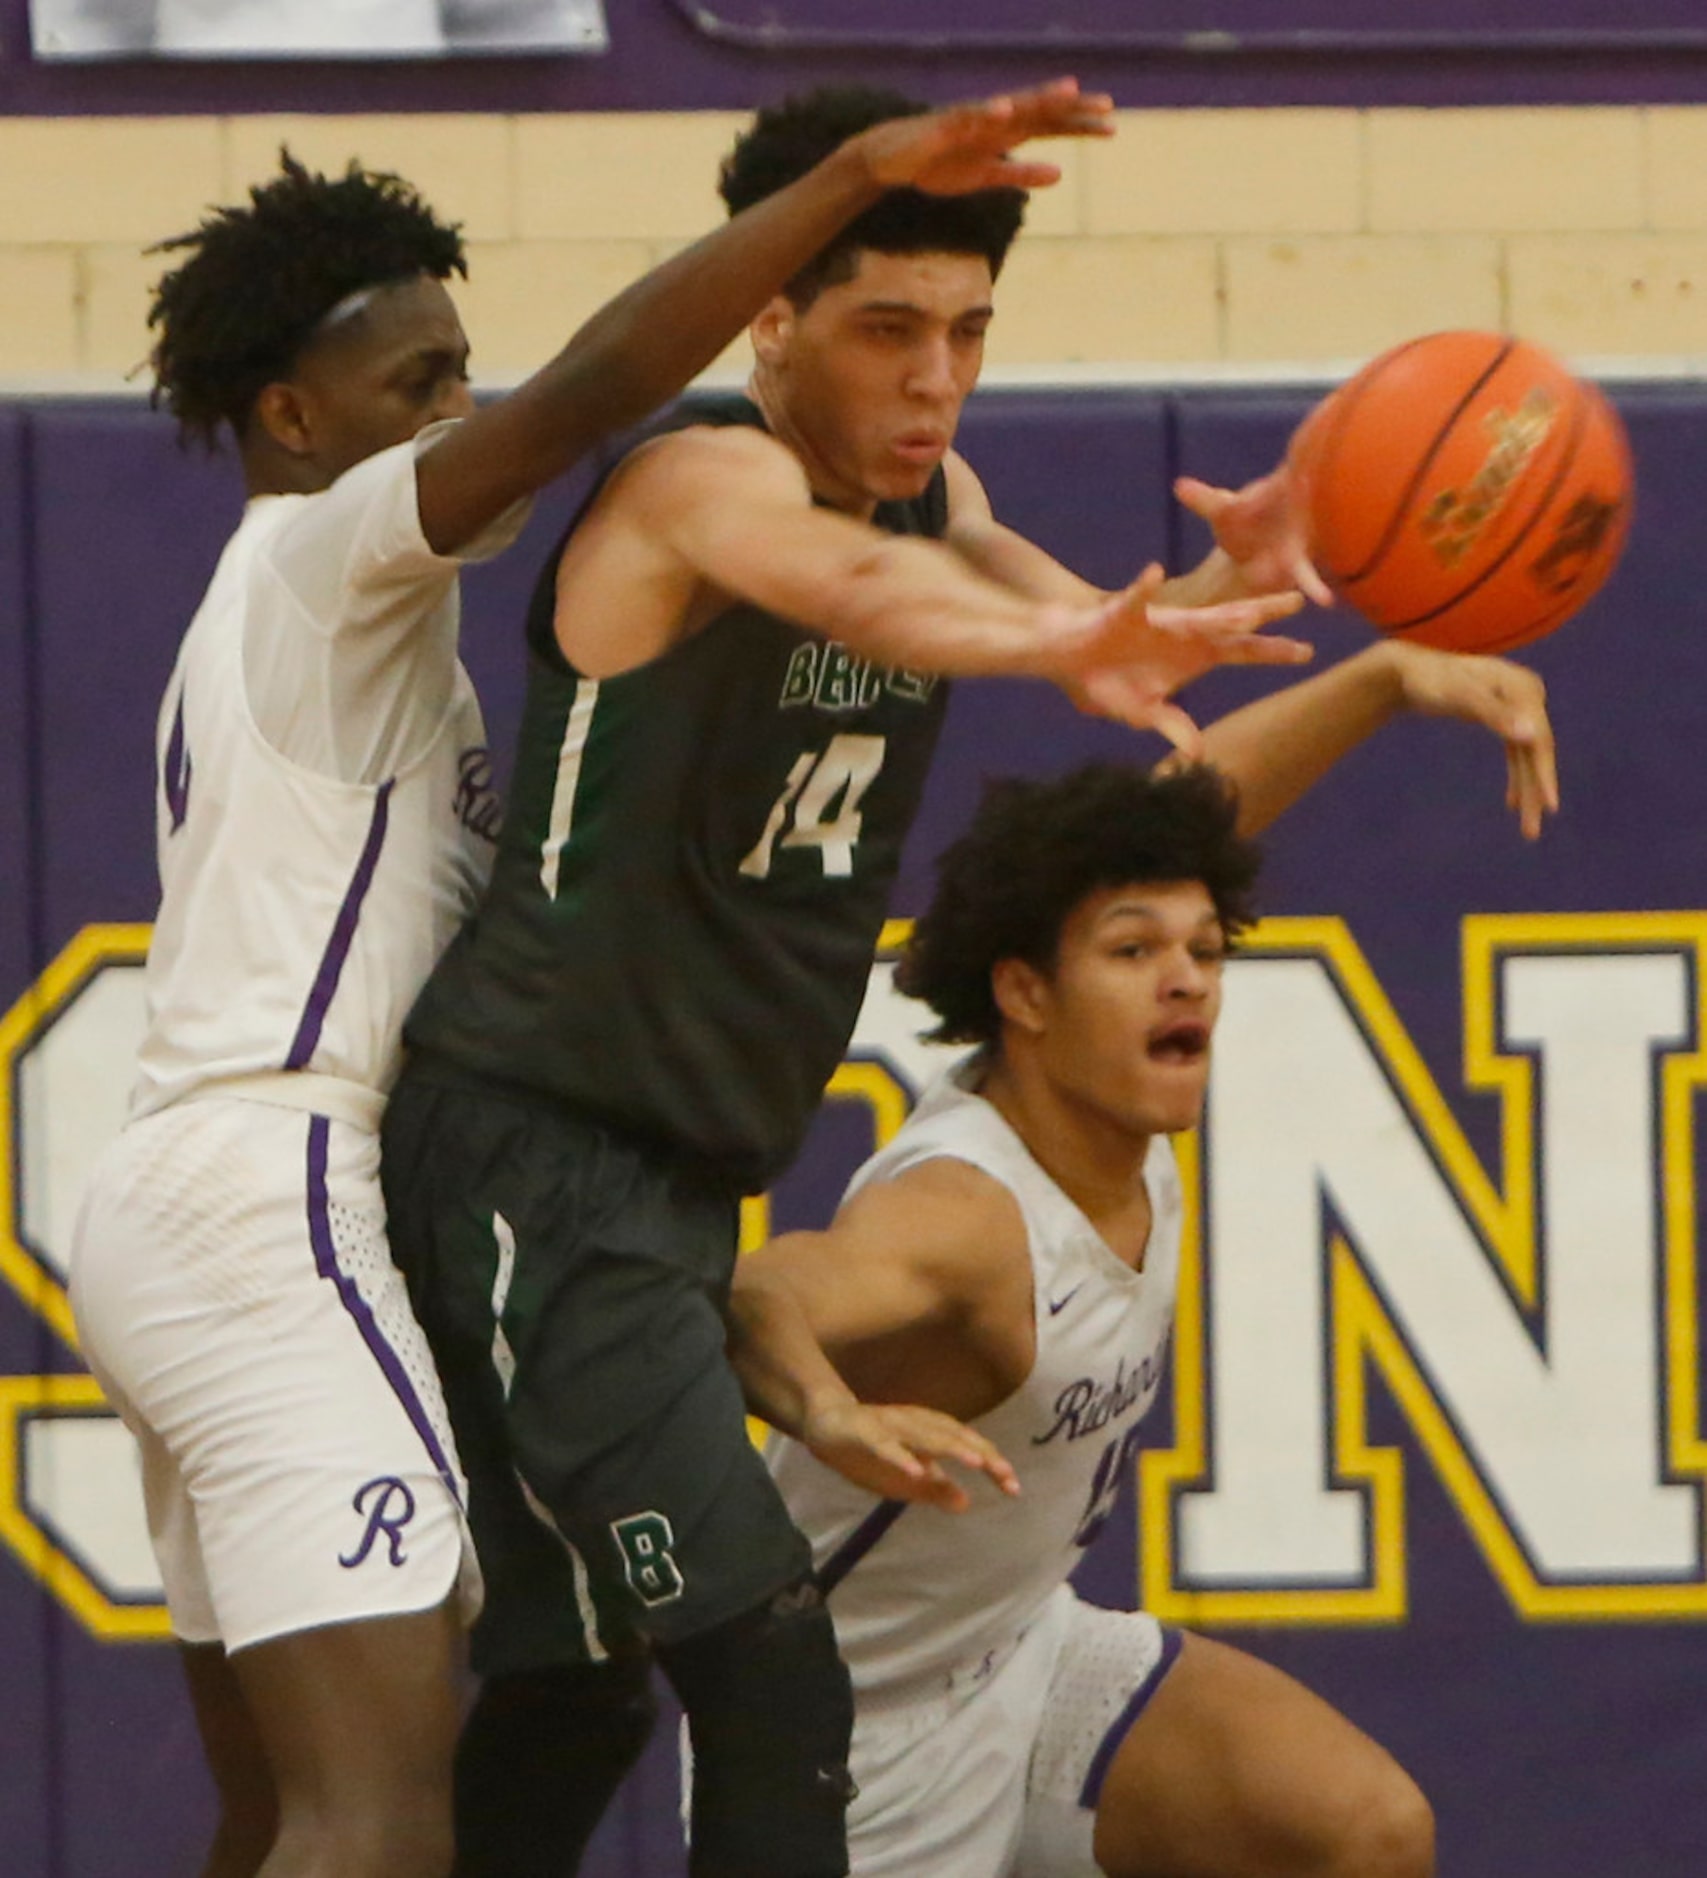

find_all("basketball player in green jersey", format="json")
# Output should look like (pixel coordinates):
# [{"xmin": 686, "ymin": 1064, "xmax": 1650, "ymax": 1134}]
[{"xmin": 380, "ymin": 86, "xmax": 1556, "ymax": 1878}]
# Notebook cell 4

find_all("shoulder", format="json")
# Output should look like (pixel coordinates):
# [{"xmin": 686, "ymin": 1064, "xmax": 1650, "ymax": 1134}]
[
  {"xmin": 840, "ymin": 1153, "xmax": 1030, "ymax": 1292},
  {"xmin": 941, "ymin": 448, "xmax": 992, "ymax": 525},
  {"xmin": 606, "ymin": 421, "xmax": 812, "ymax": 514},
  {"xmin": 276, "ymin": 437, "xmax": 418, "ymax": 540}
]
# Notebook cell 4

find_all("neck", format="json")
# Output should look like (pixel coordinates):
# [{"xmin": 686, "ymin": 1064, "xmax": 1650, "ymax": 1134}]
[
  {"xmin": 238, "ymin": 432, "xmax": 333, "ymax": 500},
  {"xmin": 975, "ymin": 1052, "xmax": 1154, "ymax": 1229},
  {"xmin": 746, "ymin": 370, "xmax": 877, "ymax": 520}
]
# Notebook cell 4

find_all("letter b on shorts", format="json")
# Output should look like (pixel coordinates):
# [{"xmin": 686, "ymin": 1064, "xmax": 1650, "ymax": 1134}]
[{"xmin": 612, "ymin": 1511, "xmax": 685, "ymax": 1607}]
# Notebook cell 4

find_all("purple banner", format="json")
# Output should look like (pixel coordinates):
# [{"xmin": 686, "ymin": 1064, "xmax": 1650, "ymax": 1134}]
[{"xmin": 678, "ymin": 0, "xmax": 1707, "ymax": 50}]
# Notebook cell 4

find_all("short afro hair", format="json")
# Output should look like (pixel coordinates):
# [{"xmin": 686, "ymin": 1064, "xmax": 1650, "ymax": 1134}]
[
  {"xmin": 719, "ymin": 86, "xmax": 1026, "ymax": 306},
  {"xmin": 897, "ymin": 763, "xmax": 1262, "ymax": 1048},
  {"xmin": 148, "ymin": 151, "xmax": 466, "ymax": 448}
]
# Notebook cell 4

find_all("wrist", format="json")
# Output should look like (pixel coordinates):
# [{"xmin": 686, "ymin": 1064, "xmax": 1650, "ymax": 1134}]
[
  {"xmin": 1351, "ymin": 638, "xmax": 1411, "ymax": 717},
  {"xmin": 800, "ymin": 1382, "xmax": 860, "ymax": 1443},
  {"xmin": 1179, "ymin": 547, "xmax": 1247, "ymax": 608},
  {"xmin": 819, "ymin": 138, "xmax": 888, "ymax": 210}
]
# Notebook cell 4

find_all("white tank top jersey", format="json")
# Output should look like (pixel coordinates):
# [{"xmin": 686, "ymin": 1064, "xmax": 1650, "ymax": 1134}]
[
  {"xmin": 769, "ymin": 1060, "xmax": 1182, "ymax": 1704},
  {"xmin": 130, "ymin": 428, "xmax": 520, "ymax": 1124}
]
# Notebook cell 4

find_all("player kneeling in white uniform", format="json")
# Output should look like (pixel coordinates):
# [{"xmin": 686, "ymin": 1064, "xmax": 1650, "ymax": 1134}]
[{"xmin": 733, "ymin": 762, "xmax": 1435, "ymax": 1878}]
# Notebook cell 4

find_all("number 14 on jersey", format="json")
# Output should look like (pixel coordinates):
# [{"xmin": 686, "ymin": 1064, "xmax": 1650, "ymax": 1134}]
[{"xmin": 740, "ymin": 734, "xmax": 887, "ymax": 881}]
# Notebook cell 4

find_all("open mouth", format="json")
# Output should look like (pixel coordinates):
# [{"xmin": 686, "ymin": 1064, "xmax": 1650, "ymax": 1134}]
[{"xmin": 1146, "ymin": 1020, "xmax": 1210, "ymax": 1065}]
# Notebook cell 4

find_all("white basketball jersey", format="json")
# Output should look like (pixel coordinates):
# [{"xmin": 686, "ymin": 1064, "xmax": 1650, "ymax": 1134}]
[
  {"xmin": 131, "ymin": 436, "xmax": 511, "ymax": 1120},
  {"xmin": 769, "ymin": 1061, "xmax": 1181, "ymax": 1701}
]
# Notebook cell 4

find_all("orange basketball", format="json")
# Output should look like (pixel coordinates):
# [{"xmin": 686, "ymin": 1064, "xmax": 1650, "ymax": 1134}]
[{"xmin": 1288, "ymin": 331, "xmax": 1633, "ymax": 653}]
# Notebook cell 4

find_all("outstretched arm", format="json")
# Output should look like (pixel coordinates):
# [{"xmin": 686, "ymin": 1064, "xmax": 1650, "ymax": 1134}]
[
  {"xmin": 730, "ymin": 1163, "xmax": 1026, "ymax": 1511},
  {"xmin": 1197, "ymin": 638, "xmax": 1558, "ymax": 838},
  {"xmin": 415, "ymin": 79, "xmax": 1114, "ymax": 553},
  {"xmin": 573, "ymin": 425, "xmax": 1310, "ymax": 753}
]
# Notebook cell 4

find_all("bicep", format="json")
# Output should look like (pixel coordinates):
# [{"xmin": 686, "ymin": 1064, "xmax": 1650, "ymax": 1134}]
[
  {"xmin": 744, "ymin": 1162, "xmax": 1021, "ymax": 1361},
  {"xmin": 653, "ymin": 436, "xmax": 902, "ymax": 629}
]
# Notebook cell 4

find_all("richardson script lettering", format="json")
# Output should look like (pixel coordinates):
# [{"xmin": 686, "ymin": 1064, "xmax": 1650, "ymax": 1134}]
[{"xmin": 1034, "ymin": 1351, "xmax": 1165, "ymax": 1445}]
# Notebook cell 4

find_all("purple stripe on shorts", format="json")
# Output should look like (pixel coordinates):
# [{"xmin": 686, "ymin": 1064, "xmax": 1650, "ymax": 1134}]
[
  {"xmin": 284, "ymin": 779, "xmax": 394, "ymax": 1070},
  {"xmin": 818, "ymin": 1498, "xmax": 908, "ymax": 1597},
  {"xmin": 1078, "ymin": 1624, "xmax": 1185, "ymax": 1809},
  {"xmin": 305, "ymin": 1114, "xmax": 462, "ymax": 1506}
]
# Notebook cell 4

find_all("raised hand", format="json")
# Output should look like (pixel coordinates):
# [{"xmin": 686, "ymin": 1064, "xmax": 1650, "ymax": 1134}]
[
  {"xmin": 1385, "ymin": 641, "xmax": 1558, "ymax": 838},
  {"xmin": 854, "ymin": 77, "xmax": 1115, "ymax": 197},
  {"xmin": 1175, "ymin": 465, "xmax": 1335, "ymax": 608},
  {"xmin": 1048, "ymin": 564, "xmax": 1313, "ymax": 755},
  {"xmin": 802, "ymin": 1398, "xmax": 1020, "ymax": 1513}
]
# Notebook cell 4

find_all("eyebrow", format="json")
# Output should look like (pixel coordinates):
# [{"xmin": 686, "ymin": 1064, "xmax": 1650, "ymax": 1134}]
[
  {"xmin": 1097, "ymin": 900, "xmax": 1223, "ymax": 931},
  {"xmin": 393, "ymin": 341, "xmax": 469, "ymax": 374},
  {"xmin": 853, "ymin": 298, "xmax": 994, "ymax": 320}
]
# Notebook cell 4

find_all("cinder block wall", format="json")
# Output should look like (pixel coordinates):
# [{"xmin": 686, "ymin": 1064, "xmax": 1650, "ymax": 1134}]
[{"xmin": 1, "ymin": 106, "xmax": 1703, "ymax": 382}]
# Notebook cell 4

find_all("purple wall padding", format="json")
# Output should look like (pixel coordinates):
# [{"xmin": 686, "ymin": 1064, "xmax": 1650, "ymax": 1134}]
[
  {"xmin": 0, "ymin": 411, "xmax": 34, "ymax": 993},
  {"xmin": 27, "ymin": 412, "xmax": 240, "ymax": 939},
  {"xmin": 0, "ymin": 394, "xmax": 51, "ymax": 1878},
  {"xmin": 7, "ymin": 0, "xmax": 1707, "ymax": 112},
  {"xmin": 5, "ymin": 384, "xmax": 1707, "ymax": 1876}
]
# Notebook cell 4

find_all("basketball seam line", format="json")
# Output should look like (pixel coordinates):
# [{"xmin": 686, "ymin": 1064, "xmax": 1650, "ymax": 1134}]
[{"xmin": 1337, "ymin": 335, "xmax": 1517, "ymax": 591}]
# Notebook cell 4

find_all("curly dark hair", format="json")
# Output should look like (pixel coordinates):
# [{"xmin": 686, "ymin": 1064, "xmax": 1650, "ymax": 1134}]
[
  {"xmin": 147, "ymin": 151, "xmax": 467, "ymax": 448},
  {"xmin": 897, "ymin": 763, "xmax": 1262, "ymax": 1048},
  {"xmin": 719, "ymin": 86, "xmax": 1027, "ymax": 306}
]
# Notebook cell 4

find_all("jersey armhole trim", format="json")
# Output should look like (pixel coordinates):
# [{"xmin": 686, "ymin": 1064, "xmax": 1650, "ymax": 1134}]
[{"xmin": 818, "ymin": 1497, "xmax": 908, "ymax": 1598}]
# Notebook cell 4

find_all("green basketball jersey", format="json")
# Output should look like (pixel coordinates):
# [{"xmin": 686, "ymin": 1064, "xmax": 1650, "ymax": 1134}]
[{"xmin": 405, "ymin": 395, "xmax": 951, "ymax": 1191}]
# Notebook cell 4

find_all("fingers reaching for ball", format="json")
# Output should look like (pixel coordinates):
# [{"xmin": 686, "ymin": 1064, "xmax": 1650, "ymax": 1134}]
[
  {"xmin": 1174, "ymin": 469, "xmax": 1336, "ymax": 610},
  {"xmin": 1388, "ymin": 641, "xmax": 1559, "ymax": 839}
]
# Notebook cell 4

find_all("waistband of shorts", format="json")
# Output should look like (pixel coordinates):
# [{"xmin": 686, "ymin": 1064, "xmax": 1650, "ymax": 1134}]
[
  {"xmin": 176, "ymin": 1071, "xmax": 387, "ymax": 1134},
  {"xmin": 398, "ymin": 1048, "xmax": 745, "ymax": 1194}
]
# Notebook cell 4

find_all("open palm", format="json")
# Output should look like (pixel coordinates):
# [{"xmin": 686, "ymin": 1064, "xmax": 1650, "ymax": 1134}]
[
  {"xmin": 859, "ymin": 78, "xmax": 1114, "ymax": 197},
  {"xmin": 1058, "ymin": 567, "xmax": 1313, "ymax": 754}
]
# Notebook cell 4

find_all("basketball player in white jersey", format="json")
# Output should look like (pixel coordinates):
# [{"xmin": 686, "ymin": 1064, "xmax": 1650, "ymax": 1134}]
[
  {"xmin": 734, "ymin": 761, "xmax": 1436, "ymax": 1877},
  {"xmin": 63, "ymin": 94, "xmax": 1133, "ymax": 1878}
]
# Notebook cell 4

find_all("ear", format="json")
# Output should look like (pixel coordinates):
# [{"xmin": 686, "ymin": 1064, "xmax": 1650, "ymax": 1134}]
[
  {"xmin": 749, "ymin": 295, "xmax": 795, "ymax": 368},
  {"xmin": 991, "ymin": 956, "xmax": 1050, "ymax": 1037},
  {"xmin": 250, "ymin": 380, "xmax": 315, "ymax": 459}
]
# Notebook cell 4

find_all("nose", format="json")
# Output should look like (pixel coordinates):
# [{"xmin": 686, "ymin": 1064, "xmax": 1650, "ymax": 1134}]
[
  {"xmin": 437, "ymin": 377, "xmax": 476, "ymax": 422},
  {"xmin": 1163, "ymin": 947, "xmax": 1212, "ymax": 1000},
  {"xmin": 905, "ymin": 337, "xmax": 958, "ymax": 403}
]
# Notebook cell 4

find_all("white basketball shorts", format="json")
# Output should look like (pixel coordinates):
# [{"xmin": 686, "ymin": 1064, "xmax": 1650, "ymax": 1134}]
[
  {"xmin": 69, "ymin": 1095, "xmax": 480, "ymax": 1653},
  {"xmin": 844, "ymin": 1585, "xmax": 1182, "ymax": 1876}
]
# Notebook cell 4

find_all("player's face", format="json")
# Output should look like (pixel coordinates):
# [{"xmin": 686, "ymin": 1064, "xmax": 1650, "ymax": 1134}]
[
  {"xmin": 283, "ymin": 274, "xmax": 474, "ymax": 484},
  {"xmin": 757, "ymin": 248, "xmax": 993, "ymax": 512},
  {"xmin": 1027, "ymin": 880, "xmax": 1226, "ymax": 1139}
]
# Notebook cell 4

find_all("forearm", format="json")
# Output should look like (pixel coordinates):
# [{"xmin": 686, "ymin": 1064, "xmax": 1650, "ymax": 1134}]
[
  {"xmin": 511, "ymin": 148, "xmax": 880, "ymax": 466},
  {"xmin": 726, "ymin": 1266, "xmax": 860, "ymax": 1439},
  {"xmin": 1198, "ymin": 641, "xmax": 1404, "ymax": 835},
  {"xmin": 418, "ymin": 148, "xmax": 884, "ymax": 552},
  {"xmin": 947, "ymin": 516, "xmax": 1104, "ymax": 606},
  {"xmin": 825, "ymin": 535, "xmax": 1076, "ymax": 680}
]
